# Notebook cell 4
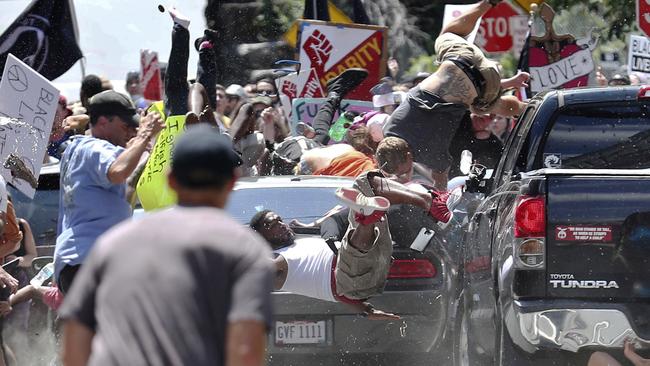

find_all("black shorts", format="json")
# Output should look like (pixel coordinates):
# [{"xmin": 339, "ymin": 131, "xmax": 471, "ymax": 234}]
[{"xmin": 383, "ymin": 86, "xmax": 467, "ymax": 172}]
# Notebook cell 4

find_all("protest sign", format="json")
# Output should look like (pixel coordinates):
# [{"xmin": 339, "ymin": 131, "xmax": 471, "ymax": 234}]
[
  {"xmin": 525, "ymin": 4, "xmax": 598, "ymax": 93},
  {"xmin": 0, "ymin": 54, "xmax": 59, "ymax": 198},
  {"xmin": 140, "ymin": 49, "xmax": 163, "ymax": 101},
  {"xmin": 290, "ymin": 97, "xmax": 373, "ymax": 134},
  {"xmin": 297, "ymin": 21, "xmax": 388, "ymax": 101},
  {"xmin": 136, "ymin": 114, "xmax": 185, "ymax": 211},
  {"xmin": 443, "ymin": 4, "xmax": 482, "ymax": 44},
  {"xmin": 628, "ymin": 35, "xmax": 650, "ymax": 76}
]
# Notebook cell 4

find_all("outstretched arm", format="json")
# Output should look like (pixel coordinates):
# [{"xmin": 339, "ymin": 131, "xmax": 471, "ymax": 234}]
[
  {"xmin": 345, "ymin": 300, "xmax": 400, "ymax": 320},
  {"xmin": 624, "ymin": 340, "xmax": 650, "ymax": 366},
  {"xmin": 480, "ymin": 95, "xmax": 527, "ymax": 118},
  {"xmin": 500, "ymin": 71, "xmax": 530, "ymax": 90}
]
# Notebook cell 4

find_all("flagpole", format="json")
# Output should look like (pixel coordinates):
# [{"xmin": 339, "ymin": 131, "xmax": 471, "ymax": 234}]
[
  {"xmin": 68, "ymin": 0, "xmax": 80, "ymax": 43},
  {"xmin": 518, "ymin": 3, "xmax": 537, "ymax": 101},
  {"xmin": 80, "ymin": 56, "xmax": 86, "ymax": 79},
  {"xmin": 67, "ymin": 0, "xmax": 85, "ymax": 80}
]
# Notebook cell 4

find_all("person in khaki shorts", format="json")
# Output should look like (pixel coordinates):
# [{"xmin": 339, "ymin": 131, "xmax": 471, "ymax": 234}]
[
  {"xmin": 383, "ymin": 0, "xmax": 530, "ymax": 191},
  {"xmin": 250, "ymin": 164, "xmax": 458, "ymax": 318}
]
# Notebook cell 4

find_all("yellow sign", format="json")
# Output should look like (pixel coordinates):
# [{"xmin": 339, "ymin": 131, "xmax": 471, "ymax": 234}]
[
  {"xmin": 283, "ymin": 1, "xmax": 352, "ymax": 47},
  {"xmin": 512, "ymin": 0, "xmax": 542, "ymax": 12},
  {"xmin": 136, "ymin": 115, "xmax": 185, "ymax": 211},
  {"xmin": 147, "ymin": 100, "xmax": 166, "ymax": 121}
]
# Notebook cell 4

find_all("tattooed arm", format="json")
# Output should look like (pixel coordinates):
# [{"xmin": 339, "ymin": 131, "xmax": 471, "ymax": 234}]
[{"xmin": 420, "ymin": 62, "xmax": 478, "ymax": 106}]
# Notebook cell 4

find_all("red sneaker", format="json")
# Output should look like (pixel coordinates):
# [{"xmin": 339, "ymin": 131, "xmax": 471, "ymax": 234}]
[{"xmin": 429, "ymin": 188, "xmax": 462, "ymax": 229}]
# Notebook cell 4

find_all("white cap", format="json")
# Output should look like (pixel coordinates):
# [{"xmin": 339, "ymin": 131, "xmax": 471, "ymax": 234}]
[
  {"xmin": 225, "ymin": 84, "xmax": 248, "ymax": 100},
  {"xmin": 373, "ymin": 91, "xmax": 406, "ymax": 108}
]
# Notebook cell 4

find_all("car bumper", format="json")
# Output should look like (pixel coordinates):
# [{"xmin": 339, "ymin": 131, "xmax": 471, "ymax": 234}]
[
  {"xmin": 269, "ymin": 290, "xmax": 447, "ymax": 355},
  {"xmin": 512, "ymin": 301, "xmax": 650, "ymax": 353}
]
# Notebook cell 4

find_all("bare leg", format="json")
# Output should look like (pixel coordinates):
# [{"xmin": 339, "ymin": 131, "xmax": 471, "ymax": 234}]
[
  {"xmin": 348, "ymin": 222, "xmax": 376, "ymax": 252},
  {"xmin": 441, "ymin": 0, "xmax": 492, "ymax": 37},
  {"xmin": 587, "ymin": 351, "xmax": 622, "ymax": 366}
]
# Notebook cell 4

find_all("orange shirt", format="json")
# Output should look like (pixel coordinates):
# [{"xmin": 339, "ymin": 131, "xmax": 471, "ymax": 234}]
[{"xmin": 314, "ymin": 150, "xmax": 377, "ymax": 177}]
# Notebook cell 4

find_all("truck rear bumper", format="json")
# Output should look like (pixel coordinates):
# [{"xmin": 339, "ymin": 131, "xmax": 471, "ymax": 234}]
[{"xmin": 514, "ymin": 302, "xmax": 649, "ymax": 352}]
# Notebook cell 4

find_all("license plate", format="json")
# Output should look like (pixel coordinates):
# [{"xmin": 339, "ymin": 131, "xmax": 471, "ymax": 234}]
[{"xmin": 275, "ymin": 320, "xmax": 327, "ymax": 345}]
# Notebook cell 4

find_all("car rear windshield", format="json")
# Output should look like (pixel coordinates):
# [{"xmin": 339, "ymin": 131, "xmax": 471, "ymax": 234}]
[
  {"xmin": 226, "ymin": 186, "xmax": 341, "ymax": 225},
  {"xmin": 542, "ymin": 104, "xmax": 650, "ymax": 169}
]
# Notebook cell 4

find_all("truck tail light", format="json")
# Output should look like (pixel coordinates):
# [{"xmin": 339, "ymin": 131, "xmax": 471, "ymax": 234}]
[
  {"xmin": 388, "ymin": 259, "xmax": 436, "ymax": 279},
  {"xmin": 514, "ymin": 196, "xmax": 545, "ymax": 237},
  {"xmin": 638, "ymin": 85, "xmax": 650, "ymax": 100},
  {"xmin": 514, "ymin": 195, "xmax": 546, "ymax": 269}
]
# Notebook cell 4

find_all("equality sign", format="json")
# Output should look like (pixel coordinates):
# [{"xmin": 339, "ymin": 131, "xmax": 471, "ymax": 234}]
[
  {"xmin": 0, "ymin": 54, "xmax": 59, "ymax": 198},
  {"xmin": 628, "ymin": 35, "xmax": 650, "ymax": 76},
  {"xmin": 140, "ymin": 49, "xmax": 163, "ymax": 101},
  {"xmin": 136, "ymin": 108, "xmax": 184, "ymax": 211},
  {"xmin": 297, "ymin": 21, "xmax": 388, "ymax": 101},
  {"xmin": 290, "ymin": 97, "xmax": 373, "ymax": 134}
]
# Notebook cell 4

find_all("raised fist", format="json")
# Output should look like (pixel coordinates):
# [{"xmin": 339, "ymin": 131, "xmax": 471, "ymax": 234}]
[
  {"xmin": 303, "ymin": 30, "xmax": 333, "ymax": 71},
  {"xmin": 281, "ymin": 80, "xmax": 297, "ymax": 99}
]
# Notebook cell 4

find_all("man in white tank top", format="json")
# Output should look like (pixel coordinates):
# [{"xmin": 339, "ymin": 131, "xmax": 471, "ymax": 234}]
[{"xmin": 250, "ymin": 210, "xmax": 400, "ymax": 320}]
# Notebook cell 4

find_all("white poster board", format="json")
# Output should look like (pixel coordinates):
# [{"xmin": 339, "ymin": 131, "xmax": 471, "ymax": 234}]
[
  {"xmin": 628, "ymin": 35, "xmax": 650, "ymax": 76},
  {"xmin": 0, "ymin": 54, "xmax": 59, "ymax": 198},
  {"xmin": 443, "ymin": 4, "xmax": 482, "ymax": 44}
]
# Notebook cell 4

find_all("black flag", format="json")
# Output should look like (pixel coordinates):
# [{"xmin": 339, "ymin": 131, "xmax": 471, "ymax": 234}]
[
  {"xmin": 303, "ymin": 0, "xmax": 330, "ymax": 21},
  {"xmin": 0, "ymin": 0, "xmax": 83, "ymax": 81}
]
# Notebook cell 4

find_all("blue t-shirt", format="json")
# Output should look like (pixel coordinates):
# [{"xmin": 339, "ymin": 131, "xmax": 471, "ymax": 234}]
[{"xmin": 54, "ymin": 136, "xmax": 130, "ymax": 281}]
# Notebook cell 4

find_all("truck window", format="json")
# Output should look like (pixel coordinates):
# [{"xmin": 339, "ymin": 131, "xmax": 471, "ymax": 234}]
[
  {"xmin": 541, "ymin": 104, "xmax": 650, "ymax": 169},
  {"xmin": 495, "ymin": 105, "xmax": 536, "ymax": 187}
]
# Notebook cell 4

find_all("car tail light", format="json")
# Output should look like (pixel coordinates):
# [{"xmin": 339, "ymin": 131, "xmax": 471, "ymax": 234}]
[
  {"xmin": 638, "ymin": 85, "xmax": 650, "ymax": 99},
  {"xmin": 514, "ymin": 196, "xmax": 545, "ymax": 238},
  {"xmin": 514, "ymin": 195, "xmax": 546, "ymax": 269},
  {"xmin": 388, "ymin": 259, "xmax": 436, "ymax": 279}
]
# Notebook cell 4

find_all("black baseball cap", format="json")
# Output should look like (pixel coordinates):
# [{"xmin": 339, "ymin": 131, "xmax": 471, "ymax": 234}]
[
  {"xmin": 171, "ymin": 125, "xmax": 242, "ymax": 188},
  {"xmin": 88, "ymin": 90, "xmax": 140, "ymax": 127}
]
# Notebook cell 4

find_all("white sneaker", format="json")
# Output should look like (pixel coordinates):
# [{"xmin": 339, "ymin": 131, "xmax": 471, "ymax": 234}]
[
  {"xmin": 335, "ymin": 187, "xmax": 390, "ymax": 216},
  {"xmin": 169, "ymin": 7, "xmax": 190, "ymax": 29}
]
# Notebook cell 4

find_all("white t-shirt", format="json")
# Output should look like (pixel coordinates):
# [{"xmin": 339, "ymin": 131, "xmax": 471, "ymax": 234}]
[{"xmin": 274, "ymin": 237, "xmax": 336, "ymax": 302}]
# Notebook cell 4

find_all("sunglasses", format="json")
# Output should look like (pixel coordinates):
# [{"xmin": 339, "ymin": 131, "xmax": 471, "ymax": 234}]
[{"xmin": 257, "ymin": 90, "xmax": 277, "ymax": 98}]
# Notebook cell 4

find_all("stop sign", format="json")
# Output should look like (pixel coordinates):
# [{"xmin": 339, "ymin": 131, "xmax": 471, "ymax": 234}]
[
  {"xmin": 638, "ymin": 0, "xmax": 650, "ymax": 38},
  {"xmin": 477, "ymin": 1, "xmax": 521, "ymax": 53}
]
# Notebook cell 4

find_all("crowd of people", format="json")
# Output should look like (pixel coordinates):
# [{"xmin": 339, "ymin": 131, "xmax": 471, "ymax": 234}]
[{"xmin": 0, "ymin": 0, "xmax": 646, "ymax": 365}]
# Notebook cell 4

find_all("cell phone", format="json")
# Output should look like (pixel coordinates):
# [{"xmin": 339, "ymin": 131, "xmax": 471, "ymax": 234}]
[
  {"xmin": 410, "ymin": 227, "xmax": 435, "ymax": 253},
  {"xmin": 2, "ymin": 257, "xmax": 20, "ymax": 275}
]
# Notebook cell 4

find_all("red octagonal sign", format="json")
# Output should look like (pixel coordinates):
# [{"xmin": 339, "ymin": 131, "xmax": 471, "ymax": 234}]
[
  {"xmin": 638, "ymin": 0, "xmax": 650, "ymax": 38},
  {"xmin": 477, "ymin": 1, "xmax": 520, "ymax": 53}
]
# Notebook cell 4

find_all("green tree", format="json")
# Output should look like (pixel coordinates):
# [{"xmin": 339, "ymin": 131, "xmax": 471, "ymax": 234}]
[{"xmin": 545, "ymin": 0, "xmax": 636, "ymax": 40}]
